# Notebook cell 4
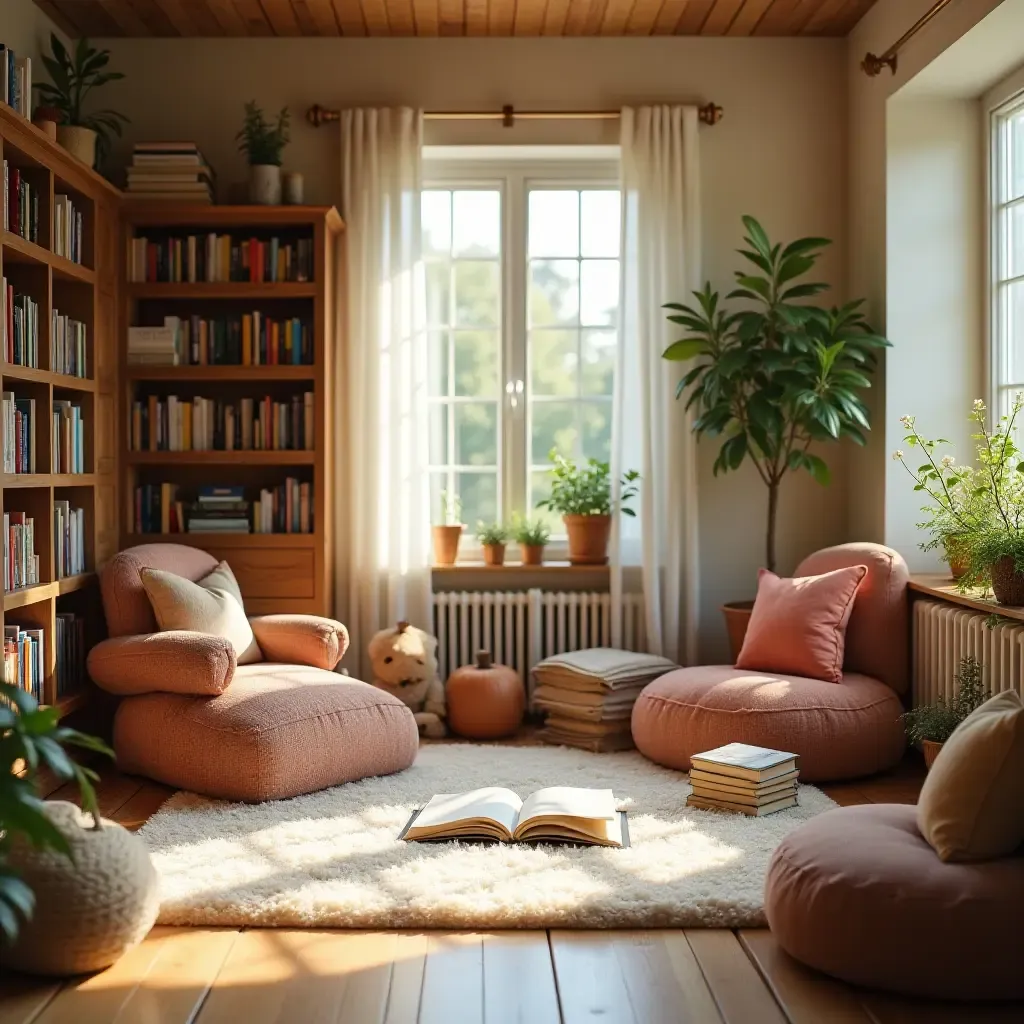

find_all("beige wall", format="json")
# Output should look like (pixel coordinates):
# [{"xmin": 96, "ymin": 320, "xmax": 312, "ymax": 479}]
[{"xmin": 4, "ymin": 0, "xmax": 64, "ymax": 65}]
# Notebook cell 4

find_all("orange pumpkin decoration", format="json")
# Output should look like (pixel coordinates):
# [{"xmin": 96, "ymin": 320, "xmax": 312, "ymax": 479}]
[{"xmin": 446, "ymin": 650, "xmax": 525, "ymax": 739}]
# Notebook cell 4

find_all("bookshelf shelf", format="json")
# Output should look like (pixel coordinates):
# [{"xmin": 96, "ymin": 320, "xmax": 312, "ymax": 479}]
[
  {"xmin": 3, "ymin": 474, "xmax": 97, "ymax": 488},
  {"xmin": 5, "ymin": 582, "xmax": 57, "ymax": 611},
  {"xmin": 123, "ymin": 532, "xmax": 316, "ymax": 548},
  {"xmin": 57, "ymin": 572, "xmax": 97, "ymax": 596},
  {"xmin": 126, "ymin": 450, "xmax": 315, "ymax": 466},
  {"xmin": 128, "ymin": 283, "xmax": 317, "ymax": 300},
  {"xmin": 126, "ymin": 365, "xmax": 316, "ymax": 382},
  {"xmin": 2, "ymin": 231, "xmax": 96, "ymax": 284},
  {"xmin": 1, "ymin": 364, "xmax": 97, "ymax": 392}
]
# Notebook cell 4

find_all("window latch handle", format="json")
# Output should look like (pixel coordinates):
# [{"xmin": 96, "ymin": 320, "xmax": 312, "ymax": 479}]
[{"xmin": 505, "ymin": 378, "xmax": 524, "ymax": 409}]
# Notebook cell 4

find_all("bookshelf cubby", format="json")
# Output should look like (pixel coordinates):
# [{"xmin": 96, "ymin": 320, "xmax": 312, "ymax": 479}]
[
  {"xmin": 1, "ymin": 104, "xmax": 119, "ymax": 713},
  {"xmin": 121, "ymin": 205, "xmax": 341, "ymax": 617}
]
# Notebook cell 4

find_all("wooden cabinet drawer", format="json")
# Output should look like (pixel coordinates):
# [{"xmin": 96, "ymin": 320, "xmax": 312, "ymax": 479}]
[{"xmin": 204, "ymin": 547, "xmax": 315, "ymax": 599}]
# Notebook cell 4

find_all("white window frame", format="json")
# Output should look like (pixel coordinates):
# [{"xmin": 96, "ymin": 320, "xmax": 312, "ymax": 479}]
[{"xmin": 423, "ymin": 151, "xmax": 620, "ymax": 560}]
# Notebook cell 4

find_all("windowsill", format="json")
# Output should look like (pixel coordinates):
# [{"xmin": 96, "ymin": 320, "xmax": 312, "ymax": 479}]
[
  {"xmin": 432, "ymin": 561, "xmax": 609, "ymax": 576},
  {"xmin": 908, "ymin": 573, "xmax": 1024, "ymax": 624}
]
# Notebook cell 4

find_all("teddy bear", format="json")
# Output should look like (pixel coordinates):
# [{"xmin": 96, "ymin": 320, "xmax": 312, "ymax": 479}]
[{"xmin": 367, "ymin": 620, "xmax": 447, "ymax": 738}]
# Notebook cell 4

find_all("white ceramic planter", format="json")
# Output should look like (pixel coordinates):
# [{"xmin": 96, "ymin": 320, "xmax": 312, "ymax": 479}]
[
  {"xmin": 249, "ymin": 164, "xmax": 282, "ymax": 205},
  {"xmin": 56, "ymin": 125, "xmax": 97, "ymax": 168}
]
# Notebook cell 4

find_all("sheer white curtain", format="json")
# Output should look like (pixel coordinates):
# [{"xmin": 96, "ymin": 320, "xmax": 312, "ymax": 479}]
[
  {"xmin": 612, "ymin": 105, "xmax": 701, "ymax": 665},
  {"xmin": 335, "ymin": 108, "xmax": 431, "ymax": 679}
]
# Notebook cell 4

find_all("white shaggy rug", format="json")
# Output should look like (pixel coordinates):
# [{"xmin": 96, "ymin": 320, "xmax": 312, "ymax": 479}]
[{"xmin": 139, "ymin": 743, "xmax": 836, "ymax": 929}]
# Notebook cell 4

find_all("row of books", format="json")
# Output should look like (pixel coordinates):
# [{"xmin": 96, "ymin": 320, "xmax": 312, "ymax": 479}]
[
  {"xmin": 2, "ymin": 279, "xmax": 39, "ymax": 368},
  {"xmin": 125, "ymin": 142, "xmax": 214, "ymax": 204},
  {"xmin": 3, "ymin": 162, "xmax": 40, "ymax": 244},
  {"xmin": 55, "ymin": 612, "xmax": 87, "ymax": 700},
  {"xmin": 686, "ymin": 744, "xmax": 800, "ymax": 817},
  {"xmin": 2, "ymin": 392, "xmax": 36, "ymax": 473},
  {"xmin": 128, "ymin": 314, "xmax": 312, "ymax": 367},
  {"xmin": 53, "ymin": 194, "xmax": 85, "ymax": 265},
  {"xmin": 4, "ymin": 615, "xmax": 87, "ymax": 704},
  {"xmin": 51, "ymin": 312, "xmax": 88, "ymax": 378},
  {"xmin": 53, "ymin": 501, "xmax": 86, "ymax": 578},
  {"xmin": 132, "ymin": 481, "xmax": 313, "ymax": 535},
  {"xmin": 4, "ymin": 511, "xmax": 38, "ymax": 591},
  {"xmin": 0, "ymin": 46, "xmax": 31, "ymax": 120},
  {"xmin": 52, "ymin": 401, "xmax": 85, "ymax": 475},
  {"xmin": 130, "ymin": 393, "xmax": 315, "ymax": 452},
  {"xmin": 127, "ymin": 233, "xmax": 314, "ymax": 284}
]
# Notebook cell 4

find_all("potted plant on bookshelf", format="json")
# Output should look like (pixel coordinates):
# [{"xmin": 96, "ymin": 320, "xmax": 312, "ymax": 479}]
[
  {"xmin": 35, "ymin": 34, "xmax": 128, "ymax": 169},
  {"xmin": 662, "ymin": 216, "xmax": 889, "ymax": 656},
  {"xmin": 537, "ymin": 450, "xmax": 639, "ymax": 566},
  {"xmin": 902, "ymin": 655, "xmax": 986, "ymax": 769},
  {"xmin": 476, "ymin": 521, "xmax": 510, "ymax": 567},
  {"xmin": 432, "ymin": 491, "xmax": 464, "ymax": 567},
  {"xmin": 513, "ymin": 515, "xmax": 550, "ymax": 566},
  {"xmin": 237, "ymin": 101, "xmax": 290, "ymax": 206},
  {"xmin": 0, "ymin": 684, "xmax": 158, "ymax": 974}
]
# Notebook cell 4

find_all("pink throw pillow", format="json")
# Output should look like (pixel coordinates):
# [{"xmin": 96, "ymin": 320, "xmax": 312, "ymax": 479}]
[{"xmin": 736, "ymin": 565, "xmax": 868, "ymax": 683}]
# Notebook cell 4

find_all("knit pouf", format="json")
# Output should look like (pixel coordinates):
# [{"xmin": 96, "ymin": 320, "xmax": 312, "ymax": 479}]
[{"xmin": 4, "ymin": 801, "xmax": 159, "ymax": 975}]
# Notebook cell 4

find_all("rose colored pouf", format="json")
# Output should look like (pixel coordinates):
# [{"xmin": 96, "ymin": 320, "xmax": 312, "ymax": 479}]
[{"xmin": 765, "ymin": 804, "xmax": 1024, "ymax": 1000}]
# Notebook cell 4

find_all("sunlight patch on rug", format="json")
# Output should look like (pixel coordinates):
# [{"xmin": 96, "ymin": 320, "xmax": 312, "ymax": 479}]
[{"xmin": 138, "ymin": 743, "xmax": 836, "ymax": 929}]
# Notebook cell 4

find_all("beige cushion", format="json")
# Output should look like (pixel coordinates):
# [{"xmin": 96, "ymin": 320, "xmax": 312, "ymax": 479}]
[
  {"xmin": 917, "ymin": 690, "xmax": 1024, "ymax": 862},
  {"xmin": 534, "ymin": 648, "xmax": 679, "ymax": 687},
  {"xmin": 141, "ymin": 561, "xmax": 261, "ymax": 665}
]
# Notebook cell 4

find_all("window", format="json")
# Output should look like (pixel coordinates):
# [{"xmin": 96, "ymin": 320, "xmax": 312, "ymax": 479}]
[{"xmin": 423, "ymin": 156, "xmax": 620, "ymax": 543}]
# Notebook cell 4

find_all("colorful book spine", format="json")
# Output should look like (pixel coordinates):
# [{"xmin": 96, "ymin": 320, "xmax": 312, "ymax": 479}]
[{"xmin": 127, "ymin": 234, "xmax": 314, "ymax": 284}]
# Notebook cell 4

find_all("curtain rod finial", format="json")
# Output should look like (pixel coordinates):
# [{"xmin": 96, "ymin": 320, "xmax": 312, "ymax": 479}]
[
  {"xmin": 306, "ymin": 104, "xmax": 340, "ymax": 128},
  {"xmin": 862, "ymin": 51, "xmax": 897, "ymax": 76},
  {"xmin": 699, "ymin": 103, "xmax": 723, "ymax": 126}
]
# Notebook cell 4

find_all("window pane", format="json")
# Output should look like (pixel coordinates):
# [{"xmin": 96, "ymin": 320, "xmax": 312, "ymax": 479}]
[
  {"xmin": 581, "ymin": 191, "xmax": 620, "ymax": 257},
  {"xmin": 580, "ymin": 401, "xmax": 612, "ymax": 462},
  {"xmin": 426, "ymin": 261, "xmax": 450, "ymax": 327},
  {"xmin": 458, "ymin": 472, "xmax": 497, "ymax": 529},
  {"xmin": 422, "ymin": 191, "xmax": 451, "ymax": 256},
  {"xmin": 453, "ymin": 191, "xmax": 500, "ymax": 258},
  {"xmin": 580, "ymin": 260, "xmax": 619, "ymax": 327},
  {"xmin": 428, "ymin": 330, "xmax": 448, "ymax": 397},
  {"xmin": 1003, "ymin": 279, "xmax": 1024, "ymax": 384},
  {"xmin": 528, "ymin": 191, "xmax": 579, "ymax": 257},
  {"xmin": 453, "ymin": 330, "xmax": 499, "ymax": 397},
  {"xmin": 529, "ymin": 260, "xmax": 579, "ymax": 327},
  {"xmin": 530, "ymin": 329, "xmax": 578, "ymax": 396},
  {"xmin": 532, "ymin": 401, "xmax": 578, "ymax": 463},
  {"xmin": 1009, "ymin": 203, "xmax": 1024, "ymax": 279},
  {"xmin": 455, "ymin": 402, "xmax": 498, "ymax": 465},
  {"xmin": 581, "ymin": 329, "xmax": 615, "ymax": 396},
  {"xmin": 430, "ymin": 472, "xmax": 451, "ymax": 525},
  {"xmin": 529, "ymin": 471, "xmax": 560, "ymax": 533},
  {"xmin": 428, "ymin": 404, "xmax": 449, "ymax": 465},
  {"xmin": 1011, "ymin": 115, "xmax": 1024, "ymax": 203},
  {"xmin": 454, "ymin": 261, "xmax": 500, "ymax": 327}
]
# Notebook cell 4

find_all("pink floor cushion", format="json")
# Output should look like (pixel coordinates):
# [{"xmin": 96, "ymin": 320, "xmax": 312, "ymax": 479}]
[
  {"xmin": 765, "ymin": 804, "xmax": 1024, "ymax": 1000},
  {"xmin": 631, "ymin": 666, "xmax": 905, "ymax": 781},
  {"xmin": 115, "ymin": 664, "xmax": 419, "ymax": 802}
]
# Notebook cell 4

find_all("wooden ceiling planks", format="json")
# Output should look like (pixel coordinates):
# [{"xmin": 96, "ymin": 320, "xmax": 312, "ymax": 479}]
[{"xmin": 34, "ymin": 0, "xmax": 877, "ymax": 36}]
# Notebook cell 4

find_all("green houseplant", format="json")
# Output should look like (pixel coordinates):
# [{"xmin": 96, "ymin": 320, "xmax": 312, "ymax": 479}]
[
  {"xmin": 34, "ymin": 34, "xmax": 128, "ymax": 169},
  {"xmin": 537, "ymin": 450, "xmax": 639, "ymax": 566},
  {"xmin": 432, "ymin": 490, "xmax": 463, "ymax": 567},
  {"xmin": 236, "ymin": 101, "xmax": 290, "ymax": 205},
  {"xmin": 476, "ymin": 521, "xmax": 511, "ymax": 566},
  {"xmin": 513, "ymin": 516, "xmax": 551, "ymax": 566},
  {"xmin": 902, "ymin": 655, "xmax": 986, "ymax": 768}
]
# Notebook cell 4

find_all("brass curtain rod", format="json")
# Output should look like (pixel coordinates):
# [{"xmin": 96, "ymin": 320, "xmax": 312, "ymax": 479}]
[
  {"xmin": 862, "ymin": 0, "xmax": 956, "ymax": 76},
  {"xmin": 306, "ymin": 102, "xmax": 724, "ymax": 128}
]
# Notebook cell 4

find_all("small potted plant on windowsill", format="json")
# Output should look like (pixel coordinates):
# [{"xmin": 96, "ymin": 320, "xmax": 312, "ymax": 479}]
[
  {"xmin": 476, "ymin": 521, "xmax": 510, "ymax": 567},
  {"xmin": 236, "ymin": 100, "xmax": 290, "ymax": 205},
  {"xmin": 537, "ymin": 450, "xmax": 639, "ymax": 566},
  {"xmin": 902, "ymin": 655, "xmax": 986, "ymax": 769},
  {"xmin": 513, "ymin": 516, "xmax": 550, "ymax": 566},
  {"xmin": 432, "ymin": 491, "xmax": 463, "ymax": 567}
]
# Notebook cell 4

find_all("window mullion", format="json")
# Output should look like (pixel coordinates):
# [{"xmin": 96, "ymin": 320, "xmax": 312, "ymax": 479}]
[{"xmin": 506, "ymin": 170, "xmax": 528, "ymax": 522}]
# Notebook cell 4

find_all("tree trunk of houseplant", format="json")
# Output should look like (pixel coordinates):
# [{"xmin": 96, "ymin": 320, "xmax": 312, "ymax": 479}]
[
  {"xmin": 564, "ymin": 514, "xmax": 611, "ymax": 565},
  {"xmin": 520, "ymin": 543, "xmax": 544, "ymax": 566},
  {"xmin": 249, "ymin": 165, "xmax": 282, "ymax": 205},
  {"xmin": 56, "ymin": 126, "xmax": 97, "ymax": 167},
  {"xmin": 432, "ymin": 525, "xmax": 462, "ymax": 566},
  {"xmin": 482, "ymin": 542, "xmax": 506, "ymax": 567}
]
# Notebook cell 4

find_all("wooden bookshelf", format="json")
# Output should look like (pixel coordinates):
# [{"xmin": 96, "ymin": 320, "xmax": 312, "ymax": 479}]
[
  {"xmin": 0, "ymin": 103, "xmax": 120, "ymax": 712},
  {"xmin": 120, "ymin": 205, "xmax": 341, "ymax": 617}
]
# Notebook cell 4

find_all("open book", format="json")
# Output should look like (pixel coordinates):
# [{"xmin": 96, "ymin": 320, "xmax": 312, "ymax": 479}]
[{"xmin": 400, "ymin": 786, "xmax": 628, "ymax": 847}]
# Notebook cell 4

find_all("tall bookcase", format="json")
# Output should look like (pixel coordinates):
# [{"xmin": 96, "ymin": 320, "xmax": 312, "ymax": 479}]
[
  {"xmin": 0, "ymin": 105, "xmax": 120, "ymax": 714},
  {"xmin": 120, "ymin": 205, "xmax": 340, "ymax": 617}
]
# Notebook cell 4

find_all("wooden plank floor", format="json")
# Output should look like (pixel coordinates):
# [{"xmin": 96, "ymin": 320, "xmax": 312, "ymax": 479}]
[{"xmin": 3, "ymin": 757, "xmax": 1022, "ymax": 1023}]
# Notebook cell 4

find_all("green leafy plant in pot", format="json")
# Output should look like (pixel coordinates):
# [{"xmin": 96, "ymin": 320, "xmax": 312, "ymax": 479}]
[
  {"xmin": 537, "ymin": 450, "xmax": 639, "ymax": 566},
  {"xmin": 237, "ymin": 101, "xmax": 290, "ymax": 205},
  {"xmin": 35, "ymin": 34, "xmax": 128, "ymax": 170},
  {"xmin": 513, "ymin": 515, "xmax": 551, "ymax": 566},
  {"xmin": 902, "ymin": 655, "xmax": 986, "ymax": 769},
  {"xmin": 476, "ymin": 521, "xmax": 511, "ymax": 567},
  {"xmin": 662, "ymin": 216, "xmax": 889, "ymax": 655}
]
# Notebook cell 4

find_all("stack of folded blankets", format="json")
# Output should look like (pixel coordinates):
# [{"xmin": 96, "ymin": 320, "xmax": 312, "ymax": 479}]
[
  {"xmin": 686, "ymin": 743, "xmax": 799, "ymax": 816},
  {"xmin": 534, "ymin": 648, "xmax": 679, "ymax": 752}
]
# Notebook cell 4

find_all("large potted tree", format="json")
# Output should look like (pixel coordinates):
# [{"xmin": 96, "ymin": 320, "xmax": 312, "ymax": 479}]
[{"xmin": 663, "ymin": 216, "xmax": 889, "ymax": 657}]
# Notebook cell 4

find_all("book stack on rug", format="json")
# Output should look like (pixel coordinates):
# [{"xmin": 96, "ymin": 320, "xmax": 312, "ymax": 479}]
[
  {"xmin": 124, "ymin": 142, "xmax": 215, "ymax": 203},
  {"xmin": 686, "ymin": 743, "xmax": 799, "ymax": 817},
  {"xmin": 534, "ymin": 649, "xmax": 678, "ymax": 752}
]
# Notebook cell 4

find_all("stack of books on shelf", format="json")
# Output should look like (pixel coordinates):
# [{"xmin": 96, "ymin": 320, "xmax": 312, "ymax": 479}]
[
  {"xmin": 255, "ymin": 478, "xmax": 312, "ymax": 534},
  {"xmin": 4, "ymin": 511, "xmax": 38, "ymax": 591},
  {"xmin": 133, "ymin": 482, "xmax": 184, "ymax": 535},
  {"xmin": 2, "ymin": 279, "xmax": 39, "ymax": 367},
  {"xmin": 124, "ymin": 142, "xmax": 214, "ymax": 204},
  {"xmin": 189, "ymin": 486, "xmax": 250, "ymax": 534},
  {"xmin": 131, "ymin": 392, "xmax": 314, "ymax": 452},
  {"xmin": 4, "ymin": 626, "xmax": 45, "ymax": 703},
  {"xmin": 53, "ymin": 194, "xmax": 84, "ymax": 264},
  {"xmin": 534, "ymin": 649, "xmax": 679, "ymax": 752},
  {"xmin": 127, "ymin": 233, "xmax": 313, "ymax": 283},
  {"xmin": 53, "ymin": 500, "xmax": 85, "ymax": 578},
  {"xmin": 3, "ymin": 161, "xmax": 39, "ymax": 242},
  {"xmin": 2, "ymin": 392, "xmax": 36, "ymax": 473},
  {"xmin": 50, "ymin": 311, "xmax": 87, "ymax": 377},
  {"xmin": 686, "ymin": 743, "xmax": 800, "ymax": 817},
  {"xmin": 127, "ymin": 324, "xmax": 179, "ymax": 366},
  {"xmin": 52, "ymin": 401, "xmax": 85, "ymax": 474},
  {"xmin": 55, "ymin": 612, "xmax": 86, "ymax": 700},
  {"xmin": 0, "ymin": 46, "xmax": 31, "ymax": 119}
]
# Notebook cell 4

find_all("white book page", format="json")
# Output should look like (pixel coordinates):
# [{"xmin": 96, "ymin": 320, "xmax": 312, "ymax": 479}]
[
  {"xmin": 519, "ymin": 787, "xmax": 616, "ymax": 825},
  {"xmin": 412, "ymin": 788, "xmax": 523, "ymax": 834}
]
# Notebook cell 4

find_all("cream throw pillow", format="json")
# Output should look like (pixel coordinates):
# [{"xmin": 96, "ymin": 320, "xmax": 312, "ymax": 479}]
[
  {"xmin": 917, "ymin": 690, "xmax": 1024, "ymax": 862},
  {"xmin": 140, "ymin": 561, "xmax": 262, "ymax": 665}
]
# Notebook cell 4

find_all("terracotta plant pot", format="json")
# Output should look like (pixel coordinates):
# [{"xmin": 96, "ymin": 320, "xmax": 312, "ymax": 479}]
[
  {"xmin": 520, "ymin": 543, "xmax": 544, "ymax": 566},
  {"xmin": 56, "ymin": 125, "xmax": 97, "ymax": 167},
  {"xmin": 722, "ymin": 600, "xmax": 755, "ymax": 663},
  {"xmin": 990, "ymin": 555, "xmax": 1024, "ymax": 605},
  {"xmin": 446, "ymin": 650, "xmax": 525, "ymax": 739},
  {"xmin": 921, "ymin": 739, "xmax": 944, "ymax": 771},
  {"xmin": 432, "ymin": 524, "xmax": 463, "ymax": 566},
  {"xmin": 482, "ymin": 542, "xmax": 506, "ymax": 567},
  {"xmin": 563, "ymin": 514, "xmax": 611, "ymax": 565},
  {"xmin": 943, "ymin": 535, "xmax": 969, "ymax": 580}
]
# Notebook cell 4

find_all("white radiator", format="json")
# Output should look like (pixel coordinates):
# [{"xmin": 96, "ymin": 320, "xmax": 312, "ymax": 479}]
[
  {"xmin": 913, "ymin": 598, "xmax": 1024, "ymax": 706},
  {"xmin": 433, "ymin": 589, "xmax": 647, "ymax": 700}
]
